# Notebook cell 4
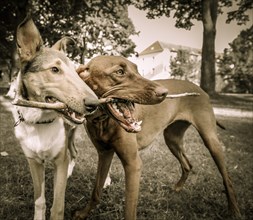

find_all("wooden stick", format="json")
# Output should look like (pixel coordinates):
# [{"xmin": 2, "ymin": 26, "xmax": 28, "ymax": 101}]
[
  {"xmin": 12, "ymin": 98, "xmax": 67, "ymax": 109},
  {"xmin": 12, "ymin": 97, "xmax": 113, "ymax": 109},
  {"xmin": 12, "ymin": 93, "xmax": 200, "ymax": 110},
  {"xmin": 98, "ymin": 97, "xmax": 114, "ymax": 104},
  {"xmin": 166, "ymin": 92, "xmax": 200, "ymax": 98}
]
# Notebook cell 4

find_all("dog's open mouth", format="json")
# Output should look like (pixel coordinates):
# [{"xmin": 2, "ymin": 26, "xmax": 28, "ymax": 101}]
[
  {"xmin": 46, "ymin": 96, "xmax": 85, "ymax": 124},
  {"xmin": 106, "ymin": 98, "xmax": 142, "ymax": 133}
]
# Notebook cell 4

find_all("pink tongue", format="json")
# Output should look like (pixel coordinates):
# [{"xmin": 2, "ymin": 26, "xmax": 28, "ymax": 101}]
[{"xmin": 118, "ymin": 103, "xmax": 134, "ymax": 122}]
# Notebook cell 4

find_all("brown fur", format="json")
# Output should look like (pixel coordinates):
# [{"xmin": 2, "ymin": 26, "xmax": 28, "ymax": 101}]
[{"xmin": 73, "ymin": 56, "xmax": 240, "ymax": 220}]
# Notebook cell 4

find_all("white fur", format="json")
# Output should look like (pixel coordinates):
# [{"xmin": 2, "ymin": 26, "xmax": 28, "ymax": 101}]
[
  {"xmin": 67, "ymin": 160, "xmax": 75, "ymax": 178},
  {"xmin": 13, "ymin": 107, "xmax": 65, "ymax": 162},
  {"xmin": 34, "ymin": 187, "xmax": 46, "ymax": 220},
  {"xmin": 7, "ymin": 79, "xmax": 73, "ymax": 167},
  {"xmin": 104, "ymin": 174, "xmax": 112, "ymax": 188},
  {"xmin": 5, "ymin": 76, "xmax": 77, "ymax": 220}
]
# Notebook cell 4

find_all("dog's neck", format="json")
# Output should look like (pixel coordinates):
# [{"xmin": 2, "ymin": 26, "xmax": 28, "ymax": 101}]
[
  {"xmin": 13, "ymin": 106, "xmax": 58, "ymax": 127},
  {"xmin": 85, "ymin": 105, "xmax": 109, "ymax": 123}
]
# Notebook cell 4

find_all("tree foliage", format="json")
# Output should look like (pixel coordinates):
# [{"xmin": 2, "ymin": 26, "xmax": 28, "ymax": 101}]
[
  {"xmin": 217, "ymin": 26, "xmax": 253, "ymax": 93},
  {"xmin": 130, "ymin": 0, "xmax": 252, "ymax": 31},
  {"xmin": 0, "ymin": 0, "xmax": 137, "ymax": 64},
  {"xmin": 170, "ymin": 49, "xmax": 200, "ymax": 82},
  {"xmin": 226, "ymin": 0, "xmax": 253, "ymax": 25},
  {"xmin": 0, "ymin": 0, "xmax": 27, "ymax": 61}
]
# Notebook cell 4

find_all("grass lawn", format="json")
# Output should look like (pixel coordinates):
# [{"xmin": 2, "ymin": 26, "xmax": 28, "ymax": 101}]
[{"xmin": 0, "ymin": 94, "xmax": 252, "ymax": 220}]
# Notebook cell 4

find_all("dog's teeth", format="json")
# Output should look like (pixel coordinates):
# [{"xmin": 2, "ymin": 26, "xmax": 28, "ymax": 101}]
[
  {"xmin": 117, "ymin": 110, "xmax": 123, "ymax": 116},
  {"xmin": 130, "ymin": 121, "xmax": 142, "ymax": 132},
  {"xmin": 112, "ymin": 103, "xmax": 123, "ymax": 116},
  {"xmin": 137, "ymin": 120, "xmax": 142, "ymax": 126},
  {"xmin": 112, "ymin": 103, "xmax": 118, "ymax": 109}
]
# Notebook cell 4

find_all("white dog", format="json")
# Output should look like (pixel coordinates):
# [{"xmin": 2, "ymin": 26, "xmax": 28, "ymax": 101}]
[{"xmin": 6, "ymin": 16, "xmax": 98, "ymax": 220}]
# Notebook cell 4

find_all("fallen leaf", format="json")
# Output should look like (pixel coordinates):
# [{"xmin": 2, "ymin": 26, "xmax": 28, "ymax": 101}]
[{"xmin": 0, "ymin": 151, "xmax": 9, "ymax": 157}]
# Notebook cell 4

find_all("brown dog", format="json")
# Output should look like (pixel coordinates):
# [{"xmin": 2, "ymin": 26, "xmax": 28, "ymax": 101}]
[{"xmin": 74, "ymin": 55, "xmax": 240, "ymax": 219}]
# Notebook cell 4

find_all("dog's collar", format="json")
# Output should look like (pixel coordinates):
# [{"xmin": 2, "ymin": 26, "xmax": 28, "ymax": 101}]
[
  {"xmin": 14, "ymin": 110, "xmax": 25, "ymax": 127},
  {"xmin": 14, "ymin": 109, "xmax": 55, "ymax": 127}
]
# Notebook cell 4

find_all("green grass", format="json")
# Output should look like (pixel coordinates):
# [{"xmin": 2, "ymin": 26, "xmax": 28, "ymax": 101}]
[{"xmin": 0, "ymin": 96, "xmax": 252, "ymax": 220}]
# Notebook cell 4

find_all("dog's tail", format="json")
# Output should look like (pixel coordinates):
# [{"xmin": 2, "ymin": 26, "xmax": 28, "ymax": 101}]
[{"xmin": 217, "ymin": 121, "xmax": 226, "ymax": 130}]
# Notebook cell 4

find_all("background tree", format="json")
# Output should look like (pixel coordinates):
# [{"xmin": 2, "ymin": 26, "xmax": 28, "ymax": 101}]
[
  {"xmin": 170, "ymin": 49, "xmax": 200, "ymax": 83},
  {"xmin": 0, "ymin": 0, "xmax": 137, "ymax": 79},
  {"xmin": 130, "ymin": 0, "xmax": 253, "ymax": 95},
  {"xmin": 0, "ymin": 0, "xmax": 29, "ymax": 79},
  {"xmin": 67, "ymin": 0, "xmax": 137, "ymax": 61},
  {"xmin": 217, "ymin": 26, "xmax": 253, "ymax": 93}
]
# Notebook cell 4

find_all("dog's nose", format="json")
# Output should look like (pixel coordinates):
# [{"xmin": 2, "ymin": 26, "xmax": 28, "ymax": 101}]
[
  {"xmin": 155, "ymin": 87, "xmax": 168, "ymax": 99},
  {"xmin": 84, "ymin": 97, "xmax": 99, "ymax": 113}
]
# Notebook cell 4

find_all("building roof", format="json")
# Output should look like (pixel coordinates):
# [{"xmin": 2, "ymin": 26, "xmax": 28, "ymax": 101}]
[
  {"xmin": 138, "ymin": 41, "xmax": 164, "ymax": 56},
  {"xmin": 139, "ymin": 40, "xmax": 201, "ymax": 56}
]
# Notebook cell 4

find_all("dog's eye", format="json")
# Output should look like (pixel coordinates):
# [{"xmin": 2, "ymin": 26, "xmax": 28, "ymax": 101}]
[
  {"xmin": 116, "ymin": 69, "xmax": 125, "ymax": 76},
  {"xmin": 51, "ymin": 67, "xmax": 59, "ymax": 73}
]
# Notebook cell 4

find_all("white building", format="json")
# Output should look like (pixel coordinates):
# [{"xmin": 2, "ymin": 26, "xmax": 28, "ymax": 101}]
[{"xmin": 130, "ymin": 41, "xmax": 202, "ymax": 81}]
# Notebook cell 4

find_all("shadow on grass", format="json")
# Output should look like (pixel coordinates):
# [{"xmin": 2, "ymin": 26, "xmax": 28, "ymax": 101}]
[{"xmin": 210, "ymin": 93, "xmax": 253, "ymax": 111}]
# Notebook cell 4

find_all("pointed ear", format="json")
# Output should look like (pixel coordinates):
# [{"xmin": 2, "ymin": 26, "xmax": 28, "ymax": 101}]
[
  {"xmin": 51, "ymin": 37, "xmax": 76, "ymax": 53},
  {"xmin": 16, "ymin": 15, "xmax": 43, "ymax": 63}
]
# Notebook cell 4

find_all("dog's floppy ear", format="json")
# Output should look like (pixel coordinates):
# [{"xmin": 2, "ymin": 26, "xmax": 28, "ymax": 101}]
[
  {"xmin": 16, "ymin": 15, "xmax": 43, "ymax": 63},
  {"xmin": 51, "ymin": 37, "xmax": 76, "ymax": 53},
  {"xmin": 76, "ymin": 64, "xmax": 90, "ymax": 81}
]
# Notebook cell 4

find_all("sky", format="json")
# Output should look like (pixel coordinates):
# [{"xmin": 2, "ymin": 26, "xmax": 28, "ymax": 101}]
[{"xmin": 128, "ymin": 5, "xmax": 252, "ymax": 53}]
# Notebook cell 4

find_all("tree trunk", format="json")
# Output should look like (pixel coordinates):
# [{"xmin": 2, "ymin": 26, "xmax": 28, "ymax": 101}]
[{"xmin": 200, "ymin": 0, "xmax": 218, "ymax": 95}]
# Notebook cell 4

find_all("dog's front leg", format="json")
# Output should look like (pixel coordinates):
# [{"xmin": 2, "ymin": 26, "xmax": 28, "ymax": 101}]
[
  {"xmin": 115, "ymin": 141, "xmax": 143, "ymax": 220},
  {"xmin": 50, "ymin": 150, "xmax": 69, "ymax": 220},
  {"xmin": 27, "ymin": 158, "xmax": 46, "ymax": 220},
  {"xmin": 73, "ymin": 149, "xmax": 114, "ymax": 220}
]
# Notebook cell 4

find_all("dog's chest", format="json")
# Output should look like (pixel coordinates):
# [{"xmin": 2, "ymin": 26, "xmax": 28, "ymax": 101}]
[{"xmin": 14, "ymin": 109, "xmax": 66, "ymax": 162}]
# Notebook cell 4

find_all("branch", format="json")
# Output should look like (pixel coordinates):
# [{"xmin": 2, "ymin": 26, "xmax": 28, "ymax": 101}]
[
  {"xmin": 97, "ymin": 97, "xmax": 114, "ymax": 103},
  {"xmin": 12, "ymin": 97, "xmax": 114, "ymax": 110},
  {"xmin": 12, "ymin": 98, "xmax": 67, "ymax": 109},
  {"xmin": 166, "ymin": 92, "xmax": 200, "ymax": 98},
  {"xmin": 12, "ymin": 93, "xmax": 200, "ymax": 110}
]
